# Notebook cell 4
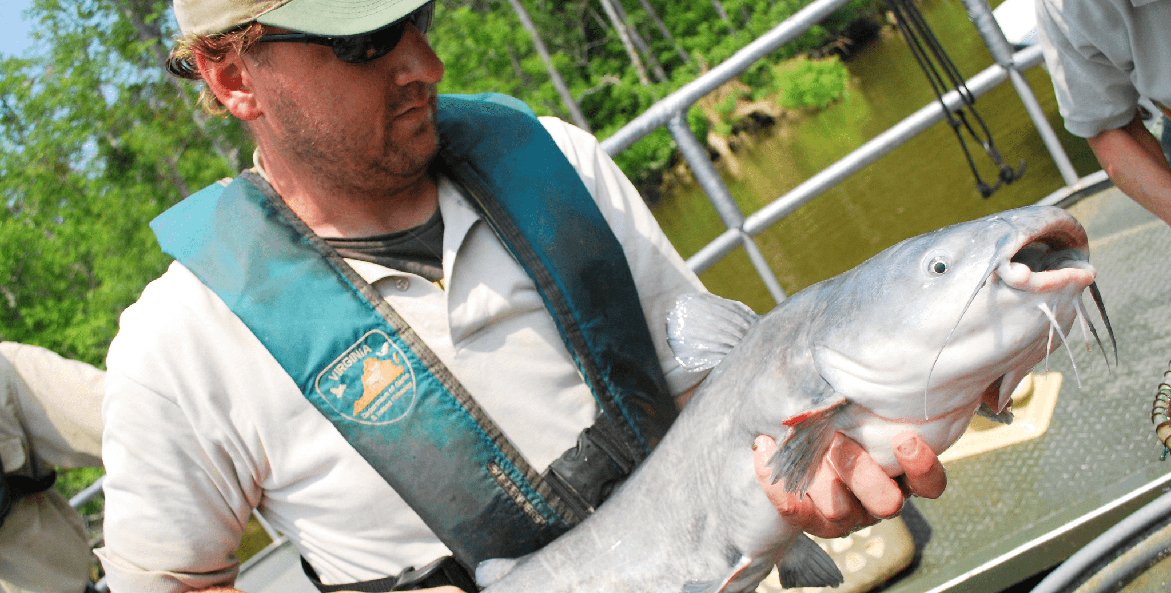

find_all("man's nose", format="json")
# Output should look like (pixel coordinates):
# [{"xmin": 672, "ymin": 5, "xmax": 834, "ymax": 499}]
[{"xmin": 384, "ymin": 22, "xmax": 444, "ymax": 87}]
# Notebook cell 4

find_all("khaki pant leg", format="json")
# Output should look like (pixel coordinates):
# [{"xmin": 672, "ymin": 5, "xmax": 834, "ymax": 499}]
[{"xmin": 0, "ymin": 490, "xmax": 93, "ymax": 593}]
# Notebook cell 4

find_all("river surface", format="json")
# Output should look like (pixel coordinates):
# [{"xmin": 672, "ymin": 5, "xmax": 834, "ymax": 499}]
[{"xmin": 648, "ymin": 0, "xmax": 1099, "ymax": 314}]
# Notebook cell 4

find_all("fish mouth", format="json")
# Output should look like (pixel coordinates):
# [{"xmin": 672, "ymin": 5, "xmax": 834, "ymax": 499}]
[
  {"xmin": 992, "ymin": 216, "xmax": 1094, "ymax": 293},
  {"xmin": 980, "ymin": 211, "xmax": 1115, "ymax": 411}
]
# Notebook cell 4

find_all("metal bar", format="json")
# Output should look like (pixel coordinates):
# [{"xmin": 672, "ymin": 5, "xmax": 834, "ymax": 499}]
[
  {"xmin": 600, "ymin": 0, "xmax": 855, "ymax": 157},
  {"xmin": 69, "ymin": 474, "xmax": 105, "ymax": 510},
  {"xmin": 959, "ymin": 0, "xmax": 1018, "ymax": 68},
  {"xmin": 599, "ymin": 0, "xmax": 1080, "ymax": 284},
  {"xmin": 666, "ymin": 113, "xmax": 787, "ymax": 302},
  {"xmin": 1007, "ymin": 67, "xmax": 1080, "ymax": 185},
  {"xmin": 665, "ymin": 113, "xmax": 746, "ymax": 230},
  {"xmin": 737, "ymin": 230, "xmax": 787, "ymax": 303},
  {"xmin": 687, "ymin": 56, "xmax": 1017, "ymax": 273},
  {"xmin": 1036, "ymin": 170, "xmax": 1111, "ymax": 207},
  {"xmin": 253, "ymin": 509, "xmax": 283, "ymax": 542},
  {"xmin": 960, "ymin": 0, "xmax": 1079, "ymax": 185}
]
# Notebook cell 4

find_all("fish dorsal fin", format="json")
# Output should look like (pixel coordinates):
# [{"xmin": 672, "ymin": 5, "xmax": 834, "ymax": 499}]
[
  {"xmin": 776, "ymin": 533, "xmax": 844, "ymax": 589},
  {"xmin": 667, "ymin": 292, "xmax": 759, "ymax": 372},
  {"xmin": 767, "ymin": 395, "xmax": 848, "ymax": 496}
]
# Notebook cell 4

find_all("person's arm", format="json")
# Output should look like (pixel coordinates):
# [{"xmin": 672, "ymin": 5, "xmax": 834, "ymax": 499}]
[
  {"xmin": 0, "ymin": 342, "xmax": 104, "ymax": 469},
  {"xmin": 1086, "ymin": 113, "xmax": 1171, "ymax": 226},
  {"xmin": 98, "ymin": 371, "xmax": 249, "ymax": 591}
]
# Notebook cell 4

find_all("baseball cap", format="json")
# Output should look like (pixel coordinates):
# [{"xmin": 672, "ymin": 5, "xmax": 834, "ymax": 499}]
[{"xmin": 174, "ymin": 0, "xmax": 433, "ymax": 37}]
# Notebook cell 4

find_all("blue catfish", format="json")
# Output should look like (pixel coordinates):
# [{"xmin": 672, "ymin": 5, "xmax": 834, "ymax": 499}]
[{"xmin": 478, "ymin": 206, "xmax": 1112, "ymax": 593}]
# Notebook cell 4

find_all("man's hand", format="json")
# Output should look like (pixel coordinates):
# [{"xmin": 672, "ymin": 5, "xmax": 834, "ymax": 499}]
[{"xmin": 752, "ymin": 430, "xmax": 945, "ymax": 540}]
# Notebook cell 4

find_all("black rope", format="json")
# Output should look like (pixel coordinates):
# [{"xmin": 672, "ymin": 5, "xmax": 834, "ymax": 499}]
[{"xmin": 886, "ymin": 0, "xmax": 1024, "ymax": 198}]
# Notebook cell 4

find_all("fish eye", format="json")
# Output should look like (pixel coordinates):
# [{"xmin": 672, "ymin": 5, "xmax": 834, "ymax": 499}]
[{"xmin": 925, "ymin": 255, "xmax": 950, "ymax": 276}]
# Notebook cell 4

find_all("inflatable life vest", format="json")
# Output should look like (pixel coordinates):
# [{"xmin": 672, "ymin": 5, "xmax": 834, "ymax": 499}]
[{"xmin": 150, "ymin": 93, "xmax": 677, "ymax": 567}]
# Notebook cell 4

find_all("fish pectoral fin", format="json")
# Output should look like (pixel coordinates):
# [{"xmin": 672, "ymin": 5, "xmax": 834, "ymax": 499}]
[
  {"xmin": 667, "ymin": 292, "xmax": 760, "ymax": 372},
  {"xmin": 768, "ymin": 396, "xmax": 848, "ymax": 496},
  {"xmin": 776, "ymin": 533, "xmax": 844, "ymax": 588},
  {"xmin": 681, "ymin": 555, "xmax": 757, "ymax": 593}
]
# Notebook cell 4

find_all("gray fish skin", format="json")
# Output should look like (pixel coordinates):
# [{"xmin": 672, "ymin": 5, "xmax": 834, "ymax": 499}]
[{"xmin": 478, "ymin": 206, "xmax": 1098, "ymax": 593}]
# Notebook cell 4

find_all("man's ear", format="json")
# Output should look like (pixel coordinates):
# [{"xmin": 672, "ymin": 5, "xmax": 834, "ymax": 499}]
[{"xmin": 197, "ymin": 52, "xmax": 261, "ymax": 121}]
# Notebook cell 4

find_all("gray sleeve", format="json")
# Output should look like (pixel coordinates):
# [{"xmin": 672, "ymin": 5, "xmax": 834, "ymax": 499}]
[{"xmin": 1035, "ymin": 0, "xmax": 1140, "ymax": 137}]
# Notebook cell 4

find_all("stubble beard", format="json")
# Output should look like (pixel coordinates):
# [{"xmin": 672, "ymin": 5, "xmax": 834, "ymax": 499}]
[{"xmin": 271, "ymin": 83, "xmax": 440, "ymax": 196}]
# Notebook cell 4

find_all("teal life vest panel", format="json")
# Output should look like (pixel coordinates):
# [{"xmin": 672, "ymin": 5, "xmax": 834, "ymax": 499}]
[{"xmin": 150, "ymin": 93, "xmax": 676, "ymax": 568}]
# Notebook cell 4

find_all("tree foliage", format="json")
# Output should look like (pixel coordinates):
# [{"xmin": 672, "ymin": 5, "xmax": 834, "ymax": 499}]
[
  {"xmin": 432, "ymin": 0, "xmax": 875, "ymax": 188},
  {"xmin": 0, "ymin": 0, "xmax": 252, "ymax": 366}
]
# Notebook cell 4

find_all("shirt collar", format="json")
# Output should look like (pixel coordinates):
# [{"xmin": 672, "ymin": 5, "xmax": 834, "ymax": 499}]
[{"xmin": 342, "ymin": 174, "xmax": 480, "ymax": 285}]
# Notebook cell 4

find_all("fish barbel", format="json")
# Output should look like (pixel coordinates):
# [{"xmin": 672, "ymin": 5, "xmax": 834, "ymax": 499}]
[{"xmin": 478, "ymin": 205, "xmax": 1113, "ymax": 593}]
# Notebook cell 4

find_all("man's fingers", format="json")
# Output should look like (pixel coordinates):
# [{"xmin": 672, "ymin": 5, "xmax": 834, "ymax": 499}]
[
  {"xmin": 827, "ymin": 435, "xmax": 903, "ymax": 519},
  {"xmin": 752, "ymin": 434, "xmax": 780, "ymax": 487},
  {"xmin": 803, "ymin": 456, "xmax": 856, "ymax": 522},
  {"xmin": 752, "ymin": 435, "xmax": 820, "ymax": 519},
  {"xmin": 752, "ymin": 432, "xmax": 943, "ymax": 540},
  {"xmin": 893, "ymin": 430, "xmax": 947, "ymax": 499}
]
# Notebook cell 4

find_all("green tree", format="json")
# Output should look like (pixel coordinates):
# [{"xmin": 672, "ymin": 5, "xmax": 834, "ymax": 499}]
[{"xmin": 0, "ymin": 0, "xmax": 250, "ymax": 366}]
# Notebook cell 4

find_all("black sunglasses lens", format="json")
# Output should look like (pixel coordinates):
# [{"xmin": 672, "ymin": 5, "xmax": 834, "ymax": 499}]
[
  {"xmin": 412, "ymin": 2, "xmax": 434, "ymax": 35},
  {"xmin": 333, "ymin": 1, "xmax": 435, "ymax": 64},
  {"xmin": 331, "ymin": 34, "xmax": 382, "ymax": 63}
]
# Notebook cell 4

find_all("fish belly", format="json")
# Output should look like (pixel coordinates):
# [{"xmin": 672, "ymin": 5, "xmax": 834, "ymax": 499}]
[{"xmin": 839, "ymin": 399, "xmax": 981, "ymax": 474}]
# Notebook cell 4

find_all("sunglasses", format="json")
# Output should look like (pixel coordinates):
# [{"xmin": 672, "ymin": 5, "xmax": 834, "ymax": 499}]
[{"xmin": 257, "ymin": 1, "xmax": 435, "ymax": 64}]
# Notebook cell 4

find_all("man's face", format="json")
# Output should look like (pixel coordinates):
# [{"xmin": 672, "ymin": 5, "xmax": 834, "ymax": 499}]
[{"xmin": 244, "ymin": 21, "xmax": 445, "ymax": 195}]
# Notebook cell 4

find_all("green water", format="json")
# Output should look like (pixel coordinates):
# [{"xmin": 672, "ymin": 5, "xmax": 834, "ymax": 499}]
[{"xmin": 650, "ymin": 0, "xmax": 1099, "ymax": 314}]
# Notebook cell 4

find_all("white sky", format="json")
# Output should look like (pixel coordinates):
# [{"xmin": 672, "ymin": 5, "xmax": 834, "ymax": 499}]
[{"xmin": 0, "ymin": 0, "xmax": 36, "ymax": 58}]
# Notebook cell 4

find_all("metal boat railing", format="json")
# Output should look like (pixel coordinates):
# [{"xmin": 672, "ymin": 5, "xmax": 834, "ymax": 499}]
[
  {"xmin": 72, "ymin": 0, "xmax": 1111, "ymax": 590},
  {"xmin": 601, "ymin": 0, "xmax": 1099, "ymax": 305}
]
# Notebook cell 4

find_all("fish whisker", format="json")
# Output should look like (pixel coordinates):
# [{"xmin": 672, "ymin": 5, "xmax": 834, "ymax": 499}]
[
  {"xmin": 1045, "ymin": 322, "xmax": 1053, "ymax": 373},
  {"xmin": 924, "ymin": 253, "xmax": 1002, "ymax": 420},
  {"xmin": 1088, "ymin": 282, "xmax": 1118, "ymax": 366},
  {"xmin": 1038, "ymin": 302, "xmax": 1082, "ymax": 388},
  {"xmin": 1074, "ymin": 294, "xmax": 1111, "ymax": 368},
  {"xmin": 924, "ymin": 221, "xmax": 1018, "ymax": 420}
]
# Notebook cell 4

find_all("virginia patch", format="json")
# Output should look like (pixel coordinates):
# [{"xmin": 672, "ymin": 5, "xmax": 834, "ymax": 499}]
[{"xmin": 315, "ymin": 330, "xmax": 417, "ymax": 425}]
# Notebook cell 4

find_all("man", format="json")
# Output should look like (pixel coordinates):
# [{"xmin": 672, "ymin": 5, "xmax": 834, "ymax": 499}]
[
  {"xmin": 0, "ymin": 342, "xmax": 105, "ymax": 593},
  {"xmin": 97, "ymin": 0, "xmax": 948, "ymax": 591},
  {"xmin": 1036, "ymin": 0, "xmax": 1171, "ymax": 225}
]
